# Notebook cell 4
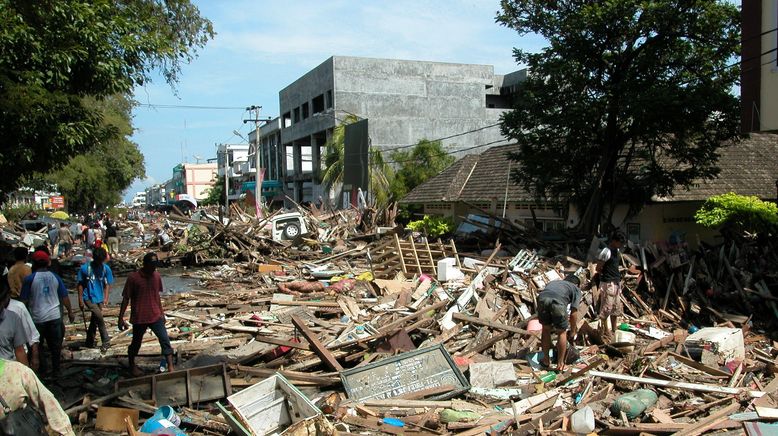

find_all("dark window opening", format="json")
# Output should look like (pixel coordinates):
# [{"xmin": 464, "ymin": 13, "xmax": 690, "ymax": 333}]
[
  {"xmin": 486, "ymin": 94, "xmax": 510, "ymax": 109},
  {"xmin": 293, "ymin": 107, "xmax": 300, "ymax": 123},
  {"xmin": 326, "ymin": 90, "xmax": 333, "ymax": 109},
  {"xmin": 312, "ymin": 94, "xmax": 325, "ymax": 114},
  {"xmin": 302, "ymin": 102, "xmax": 309, "ymax": 119},
  {"xmin": 282, "ymin": 112, "xmax": 291, "ymax": 128}
]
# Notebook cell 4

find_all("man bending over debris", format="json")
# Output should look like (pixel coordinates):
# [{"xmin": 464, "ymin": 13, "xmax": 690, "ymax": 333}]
[
  {"xmin": 537, "ymin": 274, "xmax": 582, "ymax": 371},
  {"xmin": 595, "ymin": 230, "xmax": 626, "ymax": 338},
  {"xmin": 119, "ymin": 252, "xmax": 174, "ymax": 377}
]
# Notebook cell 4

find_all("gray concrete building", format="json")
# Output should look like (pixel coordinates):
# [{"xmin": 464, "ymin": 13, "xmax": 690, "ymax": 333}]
[{"xmin": 276, "ymin": 55, "xmax": 526, "ymax": 203}]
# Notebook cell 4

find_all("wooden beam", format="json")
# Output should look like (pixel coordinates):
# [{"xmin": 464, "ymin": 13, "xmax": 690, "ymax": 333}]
[
  {"xmin": 672, "ymin": 402, "xmax": 739, "ymax": 436},
  {"xmin": 589, "ymin": 371, "xmax": 764, "ymax": 398},
  {"xmin": 554, "ymin": 357, "xmax": 605, "ymax": 386},
  {"xmin": 668, "ymin": 352, "xmax": 731, "ymax": 378},
  {"xmin": 452, "ymin": 312, "xmax": 536, "ymax": 336},
  {"xmin": 269, "ymin": 300, "xmax": 341, "ymax": 308},
  {"xmin": 291, "ymin": 315, "xmax": 344, "ymax": 372},
  {"xmin": 232, "ymin": 364, "xmax": 340, "ymax": 386},
  {"xmin": 253, "ymin": 335, "xmax": 310, "ymax": 351}
]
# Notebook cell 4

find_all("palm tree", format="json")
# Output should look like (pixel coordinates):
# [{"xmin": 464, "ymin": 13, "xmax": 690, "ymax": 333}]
[{"xmin": 320, "ymin": 115, "xmax": 392, "ymax": 207}]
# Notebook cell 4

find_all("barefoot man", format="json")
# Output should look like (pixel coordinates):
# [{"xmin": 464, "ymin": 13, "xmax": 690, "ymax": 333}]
[
  {"xmin": 118, "ymin": 252, "xmax": 173, "ymax": 376},
  {"xmin": 537, "ymin": 274, "xmax": 582, "ymax": 371}
]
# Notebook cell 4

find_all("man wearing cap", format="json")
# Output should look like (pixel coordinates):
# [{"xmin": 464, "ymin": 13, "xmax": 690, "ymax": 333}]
[
  {"xmin": 119, "ymin": 252, "xmax": 174, "ymax": 377},
  {"xmin": 536, "ymin": 275, "xmax": 582, "ymax": 371},
  {"xmin": 20, "ymin": 251, "xmax": 74, "ymax": 378},
  {"xmin": 595, "ymin": 231, "xmax": 626, "ymax": 338}
]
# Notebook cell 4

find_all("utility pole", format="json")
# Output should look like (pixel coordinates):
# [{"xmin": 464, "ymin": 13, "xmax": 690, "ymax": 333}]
[
  {"xmin": 222, "ymin": 145, "xmax": 229, "ymax": 215},
  {"xmin": 244, "ymin": 106, "xmax": 271, "ymax": 216}
]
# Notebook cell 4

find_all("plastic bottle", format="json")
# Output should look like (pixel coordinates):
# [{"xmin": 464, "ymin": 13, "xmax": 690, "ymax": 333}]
[
  {"xmin": 618, "ymin": 323, "xmax": 631, "ymax": 331},
  {"xmin": 159, "ymin": 358, "xmax": 167, "ymax": 373},
  {"xmin": 539, "ymin": 372, "xmax": 557, "ymax": 383},
  {"xmin": 570, "ymin": 406, "xmax": 595, "ymax": 434},
  {"xmin": 610, "ymin": 389, "xmax": 658, "ymax": 419}
]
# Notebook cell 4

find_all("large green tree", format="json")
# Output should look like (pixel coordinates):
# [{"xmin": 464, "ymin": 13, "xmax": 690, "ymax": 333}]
[
  {"xmin": 0, "ymin": 0, "xmax": 213, "ymax": 200},
  {"xmin": 496, "ymin": 0, "xmax": 740, "ymax": 233},
  {"xmin": 46, "ymin": 95, "xmax": 146, "ymax": 212},
  {"xmin": 390, "ymin": 139, "xmax": 455, "ymax": 200}
]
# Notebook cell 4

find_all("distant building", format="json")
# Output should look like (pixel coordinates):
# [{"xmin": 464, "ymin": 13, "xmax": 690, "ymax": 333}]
[
  {"xmin": 275, "ymin": 56, "xmax": 525, "ymax": 203},
  {"xmin": 6, "ymin": 188, "xmax": 65, "ymax": 210},
  {"xmin": 741, "ymin": 0, "xmax": 778, "ymax": 132},
  {"xmin": 167, "ymin": 163, "xmax": 218, "ymax": 202},
  {"xmin": 131, "ymin": 192, "xmax": 147, "ymax": 208},
  {"xmin": 144, "ymin": 184, "xmax": 166, "ymax": 207}
]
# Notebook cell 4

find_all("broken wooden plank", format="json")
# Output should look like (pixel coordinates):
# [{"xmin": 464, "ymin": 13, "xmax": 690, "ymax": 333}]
[
  {"xmin": 668, "ymin": 352, "xmax": 732, "ymax": 377},
  {"xmin": 291, "ymin": 315, "xmax": 344, "ymax": 372},
  {"xmin": 452, "ymin": 312, "xmax": 535, "ymax": 336},
  {"xmin": 672, "ymin": 402, "xmax": 739, "ymax": 436},
  {"xmin": 589, "ymin": 370, "xmax": 764, "ymax": 397}
]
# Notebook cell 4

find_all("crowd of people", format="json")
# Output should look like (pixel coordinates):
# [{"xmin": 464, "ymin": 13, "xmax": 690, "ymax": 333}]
[{"xmin": 0, "ymin": 209, "xmax": 178, "ymax": 434}]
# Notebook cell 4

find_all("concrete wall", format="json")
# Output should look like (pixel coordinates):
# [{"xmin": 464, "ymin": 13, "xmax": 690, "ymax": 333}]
[
  {"xmin": 760, "ymin": 0, "xmax": 778, "ymax": 131},
  {"xmin": 623, "ymin": 202, "xmax": 719, "ymax": 250},
  {"xmin": 182, "ymin": 163, "xmax": 217, "ymax": 200},
  {"xmin": 332, "ymin": 56, "xmax": 510, "ymax": 153}
]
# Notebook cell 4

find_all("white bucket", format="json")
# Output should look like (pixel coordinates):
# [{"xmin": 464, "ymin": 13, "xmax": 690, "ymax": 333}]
[{"xmin": 570, "ymin": 405, "xmax": 595, "ymax": 434}]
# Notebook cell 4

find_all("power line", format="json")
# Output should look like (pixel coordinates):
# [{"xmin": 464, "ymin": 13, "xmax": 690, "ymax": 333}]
[
  {"xmin": 136, "ymin": 103, "xmax": 246, "ymax": 110},
  {"xmin": 385, "ymin": 139, "xmax": 512, "ymax": 165},
  {"xmin": 380, "ymin": 122, "xmax": 502, "ymax": 152}
]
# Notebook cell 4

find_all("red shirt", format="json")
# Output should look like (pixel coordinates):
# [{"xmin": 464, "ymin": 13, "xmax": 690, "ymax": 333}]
[{"xmin": 123, "ymin": 270, "xmax": 164, "ymax": 325}]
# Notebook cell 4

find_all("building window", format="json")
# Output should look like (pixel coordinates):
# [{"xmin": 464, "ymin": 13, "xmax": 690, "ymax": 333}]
[
  {"xmin": 312, "ymin": 94, "xmax": 325, "ymax": 114},
  {"xmin": 302, "ymin": 102, "xmax": 309, "ymax": 120},
  {"xmin": 282, "ymin": 112, "xmax": 291, "ymax": 128},
  {"xmin": 293, "ymin": 107, "xmax": 300, "ymax": 124},
  {"xmin": 326, "ymin": 90, "xmax": 333, "ymax": 109}
]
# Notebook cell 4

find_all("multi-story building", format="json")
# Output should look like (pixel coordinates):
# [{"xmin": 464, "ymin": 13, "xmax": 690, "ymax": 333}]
[
  {"xmin": 170, "ymin": 163, "xmax": 218, "ymax": 202},
  {"xmin": 276, "ymin": 56, "xmax": 525, "ymax": 203},
  {"xmin": 131, "ymin": 192, "xmax": 147, "ymax": 208},
  {"xmin": 144, "ymin": 184, "xmax": 166, "ymax": 207},
  {"xmin": 741, "ymin": 0, "xmax": 778, "ymax": 132}
]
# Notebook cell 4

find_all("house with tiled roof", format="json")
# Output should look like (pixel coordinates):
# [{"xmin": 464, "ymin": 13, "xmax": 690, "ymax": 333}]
[{"xmin": 400, "ymin": 133, "xmax": 778, "ymax": 245}]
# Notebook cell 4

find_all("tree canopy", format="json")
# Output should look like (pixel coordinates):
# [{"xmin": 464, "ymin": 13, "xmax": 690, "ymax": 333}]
[
  {"xmin": 0, "ymin": 0, "xmax": 213, "ymax": 200},
  {"xmin": 496, "ymin": 0, "xmax": 741, "ymax": 233},
  {"xmin": 389, "ymin": 139, "xmax": 455, "ymax": 201},
  {"xmin": 695, "ymin": 192, "xmax": 778, "ymax": 236},
  {"xmin": 46, "ymin": 95, "xmax": 146, "ymax": 212}
]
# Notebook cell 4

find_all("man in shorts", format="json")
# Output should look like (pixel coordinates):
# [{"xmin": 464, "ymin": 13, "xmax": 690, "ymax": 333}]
[
  {"xmin": 536, "ymin": 274, "xmax": 582, "ymax": 371},
  {"xmin": 596, "ymin": 231, "xmax": 626, "ymax": 338}
]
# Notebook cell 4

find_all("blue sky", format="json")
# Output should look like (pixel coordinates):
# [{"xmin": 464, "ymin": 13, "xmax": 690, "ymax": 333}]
[{"xmin": 125, "ymin": 0, "xmax": 543, "ymax": 201}]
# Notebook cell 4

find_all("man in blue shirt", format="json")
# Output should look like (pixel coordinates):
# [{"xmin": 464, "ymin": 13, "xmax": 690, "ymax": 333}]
[
  {"xmin": 20, "ymin": 251, "xmax": 74, "ymax": 378},
  {"xmin": 77, "ymin": 247, "xmax": 113, "ymax": 352}
]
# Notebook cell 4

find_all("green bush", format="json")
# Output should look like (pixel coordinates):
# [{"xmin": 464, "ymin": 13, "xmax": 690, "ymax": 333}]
[
  {"xmin": 695, "ymin": 192, "xmax": 778, "ymax": 233},
  {"xmin": 406, "ymin": 215, "xmax": 455, "ymax": 238}
]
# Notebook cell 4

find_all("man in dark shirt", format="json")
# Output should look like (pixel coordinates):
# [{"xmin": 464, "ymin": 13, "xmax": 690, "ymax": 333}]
[
  {"xmin": 118, "ymin": 252, "xmax": 173, "ymax": 377},
  {"xmin": 537, "ymin": 274, "xmax": 582, "ymax": 371},
  {"xmin": 596, "ymin": 231, "xmax": 626, "ymax": 338}
]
